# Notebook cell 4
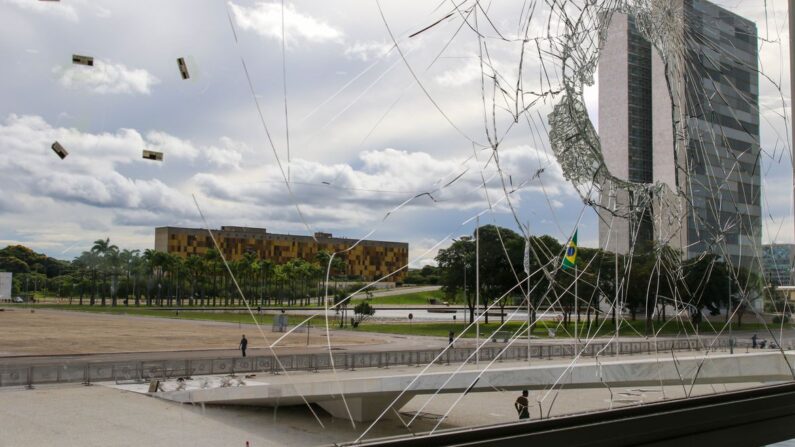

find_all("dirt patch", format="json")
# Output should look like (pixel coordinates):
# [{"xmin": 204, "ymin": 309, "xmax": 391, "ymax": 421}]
[{"xmin": 0, "ymin": 308, "xmax": 384, "ymax": 356}]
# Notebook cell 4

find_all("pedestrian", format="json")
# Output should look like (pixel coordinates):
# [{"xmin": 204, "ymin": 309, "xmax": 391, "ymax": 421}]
[
  {"xmin": 515, "ymin": 390, "xmax": 530, "ymax": 420},
  {"xmin": 448, "ymin": 331, "xmax": 454, "ymax": 346},
  {"xmin": 751, "ymin": 333, "xmax": 758, "ymax": 349},
  {"xmin": 760, "ymin": 339, "xmax": 767, "ymax": 349},
  {"xmin": 239, "ymin": 335, "xmax": 248, "ymax": 357}
]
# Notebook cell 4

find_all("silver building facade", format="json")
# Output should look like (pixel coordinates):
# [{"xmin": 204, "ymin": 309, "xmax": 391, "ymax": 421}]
[
  {"xmin": 598, "ymin": 0, "xmax": 760, "ymax": 270},
  {"xmin": 762, "ymin": 244, "xmax": 794, "ymax": 287},
  {"xmin": 0, "ymin": 272, "xmax": 11, "ymax": 300}
]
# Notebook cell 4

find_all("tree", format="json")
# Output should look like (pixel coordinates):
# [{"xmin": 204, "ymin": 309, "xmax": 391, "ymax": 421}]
[
  {"xmin": 203, "ymin": 249, "xmax": 222, "ymax": 307},
  {"xmin": 353, "ymin": 301, "xmax": 375, "ymax": 327},
  {"xmin": 726, "ymin": 266, "xmax": 762, "ymax": 329},
  {"xmin": 474, "ymin": 225, "xmax": 525, "ymax": 324},
  {"xmin": 334, "ymin": 289, "xmax": 350, "ymax": 328},
  {"xmin": 90, "ymin": 238, "xmax": 118, "ymax": 306},
  {"xmin": 185, "ymin": 255, "xmax": 204, "ymax": 306},
  {"xmin": 118, "ymin": 249, "xmax": 140, "ymax": 306},
  {"xmin": 680, "ymin": 254, "xmax": 729, "ymax": 330},
  {"xmin": 258, "ymin": 258, "xmax": 274, "ymax": 306},
  {"xmin": 436, "ymin": 237, "xmax": 476, "ymax": 322},
  {"xmin": 0, "ymin": 255, "xmax": 30, "ymax": 274}
]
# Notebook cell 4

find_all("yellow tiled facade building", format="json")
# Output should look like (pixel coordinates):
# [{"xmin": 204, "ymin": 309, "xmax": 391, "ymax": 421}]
[{"xmin": 155, "ymin": 226, "xmax": 409, "ymax": 282}]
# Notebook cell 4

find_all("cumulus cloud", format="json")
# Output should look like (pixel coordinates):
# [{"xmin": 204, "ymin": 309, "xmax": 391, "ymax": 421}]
[
  {"xmin": 434, "ymin": 58, "xmax": 485, "ymax": 87},
  {"xmin": 192, "ymin": 145, "xmax": 571, "ymax": 229},
  {"xmin": 229, "ymin": 1, "xmax": 343, "ymax": 45},
  {"xmin": 54, "ymin": 60, "xmax": 160, "ymax": 95},
  {"xmin": 0, "ymin": 114, "xmax": 255, "ymax": 227},
  {"xmin": 433, "ymin": 57, "xmax": 510, "ymax": 88},
  {"xmin": 344, "ymin": 41, "xmax": 393, "ymax": 61},
  {"xmin": 4, "ymin": 0, "xmax": 78, "ymax": 21}
]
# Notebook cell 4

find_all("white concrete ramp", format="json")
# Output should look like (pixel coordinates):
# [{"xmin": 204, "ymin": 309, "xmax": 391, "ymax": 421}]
[{"xmin": 155, "ymin": 352, "xmax": 795, "ymax": 421}]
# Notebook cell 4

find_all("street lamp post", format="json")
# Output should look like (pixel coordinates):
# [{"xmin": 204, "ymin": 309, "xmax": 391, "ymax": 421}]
[
  {"xmin": 476, "ymin": 216, "xmax": 480, "ymax": 365},
  {"xmin": 463, "ymin": 262, "xmax": 467, "ymax": 318}
]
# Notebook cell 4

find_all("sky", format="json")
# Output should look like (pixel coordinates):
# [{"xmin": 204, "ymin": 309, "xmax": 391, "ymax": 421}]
[{"xmin": 0, "ymin": 0, "xmax": 791, "ymax": 267}]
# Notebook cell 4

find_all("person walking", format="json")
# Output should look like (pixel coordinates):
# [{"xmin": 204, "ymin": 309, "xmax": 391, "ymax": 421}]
[
  {"xmin": 239, "ymin": 335, "xmax": 248, "ymax": 357},
  {"xmin": 515, "ymin": 390, "xmax": 530, "ymax": 420},
  {"xmin": 751, "ymin": 333, "xmax": 758, "ymax": 349},
  {"xmin": 448, "ymin": 331, "xmax": 455, "ymax": 346}
]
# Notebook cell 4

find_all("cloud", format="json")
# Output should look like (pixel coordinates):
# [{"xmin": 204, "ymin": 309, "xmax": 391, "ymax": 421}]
[
  {"xmin": 433, "ymin": 51, "xmax": 512, "ymax": 88},
  {"xmin": 54, "ymin": 60, "xmax": 160, "ymax": 95},
  {"xmin": 229, "ymin": 1, "xmax": 343, "ymax": 45},
  {"xmin": 434, "ymin": 58, "xmax": 488, "ymax": 87},
  {"xmin": 203, "ymin": 137, "xmax": 250, "ymax": 170},
  {"xmin": 192, "ymin": 145, "xmax": 572, "ymax": 231},
  {"xmin": 0, "ymin": 114, "xmax": 254, "ymax": 226},
  {"xmin": 344, "ymin": 41, "xmax": 393, "ymax": 61},
  {"xmin": 4, "ymin": 0, "xmax": 78, "ymax": 21}
]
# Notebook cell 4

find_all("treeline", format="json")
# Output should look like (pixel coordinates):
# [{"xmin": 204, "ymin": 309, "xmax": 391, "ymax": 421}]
[
  {"xmin": 405, "ymin": 265, "xmax": 440, "ymax": 285},
  {"xmin": 435, "ymin": 225, "xmax": 765, "ymax": 331},
  {"xmin": 1, "ymin": 240, "xmax": 360, "ymax": 307}
]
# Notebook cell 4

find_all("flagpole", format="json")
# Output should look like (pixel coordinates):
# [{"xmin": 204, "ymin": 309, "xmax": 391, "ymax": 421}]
[
  {"xmin": 525, "ymin": 222, "xmax": 531, "ymax": 364},
  {"xmin": 563, "ymin": 229, "xmax": 579, "ymax": 359},
  {"xmin": 574, "ymin": 263, "xmax": 578, "ymax": 358},
  {"xmin": 615, "ymin": 248, "xmax": 619, "ymax": 353},
  {"xmin": 476, "ymin": 215, "xmax": 480, "ymax": 365}
]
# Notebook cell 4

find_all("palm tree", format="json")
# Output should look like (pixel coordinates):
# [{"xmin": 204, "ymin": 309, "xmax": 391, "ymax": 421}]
[
  {"xmin": 316, "ymin": 250, "xmax": 332, "ymax": 305},
  {"xmin": 167, "ymin": 253, "xmax": 185, "ymax": 306},
  {"xmin": 91, "ymin": 238, "xmax": 118, "ymax": 306},
  {"xmin": 272, "ymin": 264, "xmax": 287, "ymax": 306},
  {"xmin": 119, "ymin": 249, "xmax": 140, "ymax": 306},
  {"xmin": 240, "ymin": 252, "xmax": 258, "ymax": 305},
  {"xmin": 72, "ymin": 252, "xmax": 94, "ymax": 306},
  {"xmin": 185, "ymin": 255, "xmax": 204, "ymax": 307},
  {"xmin": 203, "ymin": 249, "xmax": 221, "ymax": 307},
  {"xmin": 77, "ymin": 250, "xmax": 101, "ymax": 305},
  {"xmin": 106, "ymin": 247, "xmax": 121, "ymax": 306},
  {"xmin": 259, "ymin": 258, "xmax": 274, "ymax": 306},
  {"xmin": 142, "ymin": 249, "xmax": 168, "ymax": 306}
]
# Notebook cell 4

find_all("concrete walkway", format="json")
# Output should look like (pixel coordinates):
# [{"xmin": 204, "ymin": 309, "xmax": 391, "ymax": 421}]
[{"xmin": 149, "ymin": 351, "xmax": 795, "ymax": 421}]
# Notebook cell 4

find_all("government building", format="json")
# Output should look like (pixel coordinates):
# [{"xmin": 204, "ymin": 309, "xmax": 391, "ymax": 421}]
[
  {"xmin": 155, "ymin": 226, "xmax": 409, "ymax": 282},
  {"xmin": 598, "ymin": 0, "xmax": 760, "ymax": 270}
]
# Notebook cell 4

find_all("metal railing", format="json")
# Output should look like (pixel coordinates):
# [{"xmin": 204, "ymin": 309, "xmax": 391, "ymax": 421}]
[{"xmin": 0, "ymin": 338, "xmax": 736, "ymax": 388}]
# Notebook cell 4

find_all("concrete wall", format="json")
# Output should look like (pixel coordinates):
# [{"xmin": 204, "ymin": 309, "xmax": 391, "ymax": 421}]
[
  {"xmin": 598, "ymin": 13, "xmax": 632, "ymax": 254},
  {"xmin": 651, "ymin": 40, "xmax": 687, "ymax": 256},
  {"xmin": 0, "ymin": 272, "xmax": 11, "ymax": 299}
]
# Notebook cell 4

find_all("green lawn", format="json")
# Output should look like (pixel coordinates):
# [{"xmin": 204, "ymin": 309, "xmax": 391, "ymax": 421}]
[
  {"xmin": 19, "ymin": 303, "xmax": 780, "ymax": 340},
  {"xmin": 353, "ymin": 318, "xmax": 778, "ymax": 339},
  {"xmin": 353, "ymin": 289, "xmax": 446, "ymax": 305},
  {"xmin": 27, "ymin": 304, "xmax": 323, "ymax": 326}
]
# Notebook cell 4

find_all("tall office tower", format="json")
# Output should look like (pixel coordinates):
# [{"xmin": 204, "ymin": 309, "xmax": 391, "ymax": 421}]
[
  {"xmin": 598, "ymin": 14, "xmax": 655, "ymax": 255},
  {"xmin": 598, "ymin": 0, "xmax": 760, "ymax": 270},
  {"xmin": 790, "ymin": 0, "xmax": 795, "ymax": 254}
]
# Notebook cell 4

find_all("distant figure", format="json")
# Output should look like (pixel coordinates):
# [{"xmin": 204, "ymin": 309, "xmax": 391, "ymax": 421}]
[
  {"xmin": 515, "ymin": 390, "xmax": 530, "ymax": 420},
  {"xmin": 257, "ymin": 306, "xmax": 261, "ymax": 314},
  {"xmin": 448, "ymin": 331, "xmax": 454, "ymax": 346},
  {"xmin": 759, "ymin": 339, "xmax": 767, "ymax": 349},
  {"xmin": 239, "ymin": 335, "xmax": 248, "ymax": 357},
  {"xmin": 751, "ymin": 333, "xmax": 758, "ymax": 349}
]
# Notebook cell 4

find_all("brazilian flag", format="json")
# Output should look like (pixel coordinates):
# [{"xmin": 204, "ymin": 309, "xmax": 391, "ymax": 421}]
[{"xmin": 562, "ymin": 230, "xmax": 577, "ymax": 270}]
